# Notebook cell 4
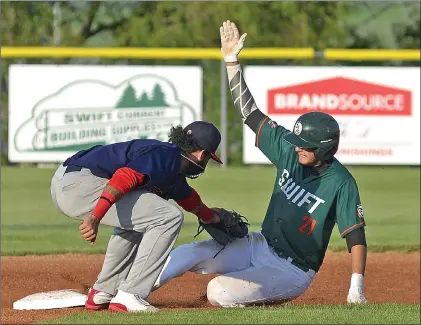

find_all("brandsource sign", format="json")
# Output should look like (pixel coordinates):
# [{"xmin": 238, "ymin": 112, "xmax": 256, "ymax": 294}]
[
  {"xmin": 267, "ymin": 77, "xmax": 412, "ymax": 116},
  {"xmin": 8, "ymin": 65, "xmax": 202, "ymax": 162},
  {"xmin": 243, "ymin": 66, "xmax": 420, "ymax": 165}
]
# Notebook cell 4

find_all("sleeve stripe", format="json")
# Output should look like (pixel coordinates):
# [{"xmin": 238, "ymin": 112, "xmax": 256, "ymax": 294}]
[
  {"xmin": 340, "ymin": 222, "xmax": 365, "ymax": 237},
  {"xmin": 255, "ymin": 116, "xmax": 269, "ymax": 147}
]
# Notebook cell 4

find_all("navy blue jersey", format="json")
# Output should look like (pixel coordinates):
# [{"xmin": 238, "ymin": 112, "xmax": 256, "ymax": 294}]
[{"xmin": 63, "ymin": 139, "xmax": 192, "ymax": 200}]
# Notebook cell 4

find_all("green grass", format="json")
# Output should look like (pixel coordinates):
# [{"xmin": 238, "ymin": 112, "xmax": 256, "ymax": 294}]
[
  {"xmin": 39, "ymin": 304, "xmax": 420, "ymax": 324},
  {"xmin": 1, "ymin": 165, "xmax": 420, "ymax": 255},
  {"xmin": 2, "ymin": 165, "xmax": 419, "ymax": 324}
]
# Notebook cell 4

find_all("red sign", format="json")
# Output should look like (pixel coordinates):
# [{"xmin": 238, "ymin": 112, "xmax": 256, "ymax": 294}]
[{"xmin": 267, "ymin": 77, "xmax": 412, "ymax": 115}]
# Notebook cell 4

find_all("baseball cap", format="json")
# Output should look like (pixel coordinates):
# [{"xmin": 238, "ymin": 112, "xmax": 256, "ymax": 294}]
[{"xmin": 183, "ymin": 121, "xmax": 223, "ymax": 164}]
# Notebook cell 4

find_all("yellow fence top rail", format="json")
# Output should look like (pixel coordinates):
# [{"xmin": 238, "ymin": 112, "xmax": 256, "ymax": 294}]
[
  {"xmin": 324, "ymin": 49, "xmax": 420, "ymax": 61},
  {"xmin": 0, "ymin": 47, "xmax": 314, "ymax": 59},
  {"xmin": 0, "ymin": 46, "xmax": 419, "ymax": 61}
]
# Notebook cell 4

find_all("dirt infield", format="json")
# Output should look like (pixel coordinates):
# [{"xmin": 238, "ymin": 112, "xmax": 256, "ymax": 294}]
[{"xmin": 1, "ymin": 252, "xmax": 420, "ymax": 324}]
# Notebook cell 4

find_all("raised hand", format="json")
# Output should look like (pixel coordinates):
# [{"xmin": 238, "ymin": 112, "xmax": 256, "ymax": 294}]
[{"xmin": 219, "ymin": 20, "xmax": 247, "ymax": 62}]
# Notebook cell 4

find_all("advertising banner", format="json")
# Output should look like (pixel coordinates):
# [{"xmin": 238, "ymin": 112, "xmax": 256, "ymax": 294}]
[
  {"xmin": 8, "ymin": 65, "xmax": 202, "ymax": 162},
  {"xmin": 243, "ymin": 66, "xmax": 420, "ymax": 165}
]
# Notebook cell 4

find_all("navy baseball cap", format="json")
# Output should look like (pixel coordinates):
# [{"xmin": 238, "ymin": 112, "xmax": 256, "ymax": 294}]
[{"xmin": 184, "ymin": 121, "xmax": 223, "ymax": 164}]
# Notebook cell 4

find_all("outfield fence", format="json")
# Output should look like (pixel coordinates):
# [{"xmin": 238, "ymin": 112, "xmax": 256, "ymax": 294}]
[{"xmin": 1, "ymin": 47, "xmax": 420, "ymax": 166}]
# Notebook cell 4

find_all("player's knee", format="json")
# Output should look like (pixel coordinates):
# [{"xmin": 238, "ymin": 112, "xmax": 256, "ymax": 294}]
[{"xmin": 207, "ymin": 277, "xmax": 240, "ymax": 308}]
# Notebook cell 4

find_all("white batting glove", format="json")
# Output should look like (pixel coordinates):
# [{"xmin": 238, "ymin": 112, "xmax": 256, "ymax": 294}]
[
  {"xmin": 219, "ymin": 20, "xmax": 247, "ymax": 63},
  {"xmin": 347, "ymin": 287, "xmax": 368, "ymax": 304}
]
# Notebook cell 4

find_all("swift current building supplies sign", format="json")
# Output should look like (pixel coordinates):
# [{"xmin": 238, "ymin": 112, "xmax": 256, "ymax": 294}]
[
  {"xmin": 243, "ymin": 66, "xmax": 420, "ymax": 165},
  {"xmin": 8, "ymin": 65, "xmax": 202, "ymax": 162}
]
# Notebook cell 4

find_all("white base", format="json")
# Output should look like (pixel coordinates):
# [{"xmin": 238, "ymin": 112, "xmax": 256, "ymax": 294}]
[{"xmin": 13, "ymin": 289, "xmax": 88, "ymax": 310}]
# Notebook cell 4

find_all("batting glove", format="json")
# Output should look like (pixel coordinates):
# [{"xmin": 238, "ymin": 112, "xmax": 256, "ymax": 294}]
[
  {"xmin": 347, "ymin": 286, "xmax": 368, "ymax": 304},
  {"xmin": 219, "ymin": 20, "xmax": 247, "ymax": 63}
]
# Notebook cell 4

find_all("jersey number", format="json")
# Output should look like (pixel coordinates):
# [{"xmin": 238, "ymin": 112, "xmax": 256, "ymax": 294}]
[{"xmin": 298, "ymin": 216, "xmax": 317, "ymax": 236}]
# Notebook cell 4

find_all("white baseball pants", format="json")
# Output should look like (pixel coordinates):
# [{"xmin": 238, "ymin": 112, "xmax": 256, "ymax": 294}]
[{"xmin": 153, "ymin": 231, "xmax": 316, "ymax": 307}]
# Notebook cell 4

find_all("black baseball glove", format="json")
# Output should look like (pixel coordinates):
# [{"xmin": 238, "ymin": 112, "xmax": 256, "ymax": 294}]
[{"xmin": 194, "ymin": 208, "xmax": 249, "ymax": 257}]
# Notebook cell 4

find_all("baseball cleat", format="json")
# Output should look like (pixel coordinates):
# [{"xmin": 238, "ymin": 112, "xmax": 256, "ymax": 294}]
[
  {"xmin": 85, "ymin": 288, "xmax": 113, "ymax": 311},
  {"xmin": 108, "ymin": 290, "xmax": 159, "ymax": 313}
]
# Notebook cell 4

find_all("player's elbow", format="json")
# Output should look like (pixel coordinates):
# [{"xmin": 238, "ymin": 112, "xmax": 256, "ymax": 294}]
[{"xmin": 245, "ymin": 109, "xmax": 267, "ymax": 134}]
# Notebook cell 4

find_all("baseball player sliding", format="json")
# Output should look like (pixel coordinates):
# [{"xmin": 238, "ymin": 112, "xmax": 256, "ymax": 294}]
[
  {"xmin": 152, "ymin": 20, "xmax": 369, "ymax": 307},
  {"xmin": 50, "ymin": 121, "xmax": 247, "ymax": 312}
]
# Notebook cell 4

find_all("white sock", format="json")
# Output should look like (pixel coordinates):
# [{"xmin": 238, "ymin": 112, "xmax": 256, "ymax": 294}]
[{"xmin": 350, "ymin": 273, "xmax": 364, "ymax": 288}]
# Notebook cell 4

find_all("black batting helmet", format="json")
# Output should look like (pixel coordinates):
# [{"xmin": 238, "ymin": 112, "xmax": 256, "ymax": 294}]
[{"xmin": 283, "ymin": 112, "xmax": 340, "ymax": 161}]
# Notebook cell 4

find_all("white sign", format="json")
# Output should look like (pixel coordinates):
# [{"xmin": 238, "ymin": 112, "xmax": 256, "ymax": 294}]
[
  {"xmin": 8, "ymin": 65, "xmax": 202, "ymax": 162},
  {"xmin": 243, "ymin": 66, "xmax": 420, "ymax": 165}
]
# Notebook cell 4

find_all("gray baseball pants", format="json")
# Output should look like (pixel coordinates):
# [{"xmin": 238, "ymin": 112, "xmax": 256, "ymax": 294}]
[{"xmin": 50, "ymin": 164, "xmax": 184, "ymax": 299}]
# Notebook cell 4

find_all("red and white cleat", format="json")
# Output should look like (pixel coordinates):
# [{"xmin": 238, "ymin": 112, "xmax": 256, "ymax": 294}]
[
  {"xmin": 85, "ymin": 288, "xmax": 113, "ymax": 311},
  {"xmin": 108, "ymin": 290, "xmax": 159, "ymax": 313}
]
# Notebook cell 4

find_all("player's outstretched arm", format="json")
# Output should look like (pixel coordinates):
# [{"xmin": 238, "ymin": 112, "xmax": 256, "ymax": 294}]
[
  {"xmin": 346, "ymin": 233, "xmax": 368, "ymax": 304},
  {"xmin": 338, "ymin": 179, "xmax": 369, "ymax": 304},
  {"xmin": 175, "ymin": 186, "xmax": 220, "ymax": 224},
  {"xmin": 219, "ymin": 20, "xmax": 267, "ymax": 134},
  {"xmin": 219, "ymin": 20, "xmax": 291, "ymax": 165}
]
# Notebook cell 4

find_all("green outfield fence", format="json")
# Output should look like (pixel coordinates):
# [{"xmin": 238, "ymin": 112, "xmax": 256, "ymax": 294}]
[{"xmin": 1, "ymin": 47, "xmax": 420, "ymax": 165}]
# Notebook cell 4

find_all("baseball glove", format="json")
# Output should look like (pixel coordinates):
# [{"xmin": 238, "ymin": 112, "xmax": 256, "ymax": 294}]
[{"xmin": 194, "ymin": 208, "xmax": 249, "ymax": 257}]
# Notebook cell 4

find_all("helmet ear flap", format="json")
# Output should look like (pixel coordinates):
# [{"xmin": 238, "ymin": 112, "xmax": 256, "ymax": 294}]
[
  {"xmin": 314, "ymin": 148, "xmax": 323, "ymax": 161},
  {"xmin": 315, "ymin": 143, "xmax": 339, "ymax": 161}
]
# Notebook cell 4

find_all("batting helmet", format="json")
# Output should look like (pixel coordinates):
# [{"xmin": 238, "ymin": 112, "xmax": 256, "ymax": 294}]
[{"xmin": 283, "ymin": 112, "xmax": 340, "ymax": 161}]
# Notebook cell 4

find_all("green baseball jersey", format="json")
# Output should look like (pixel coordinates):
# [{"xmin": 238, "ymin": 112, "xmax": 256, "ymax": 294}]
[{"xmin": 255, "ymin": 117, "xmax": 366, "ymax": 272}]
